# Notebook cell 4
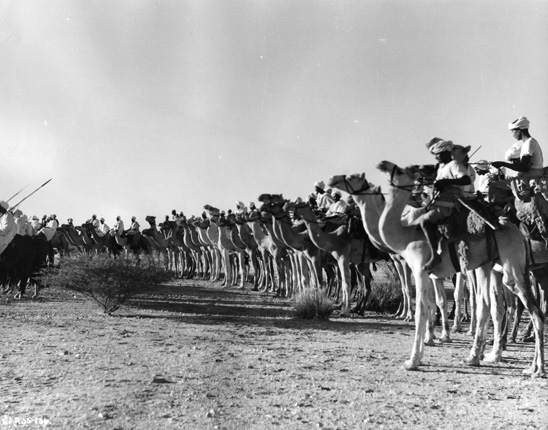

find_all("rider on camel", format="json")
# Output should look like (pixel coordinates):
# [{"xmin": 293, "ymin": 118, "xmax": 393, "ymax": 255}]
[{"xmin": 415, "ymin": 138, "xmax": 471, "ymax": 271}]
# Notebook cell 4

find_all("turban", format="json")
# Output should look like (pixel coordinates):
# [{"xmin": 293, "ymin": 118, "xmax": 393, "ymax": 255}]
[
  {"xmin": 0, "ymin": 201, "xmax": 8, "ymax": 210},
  {"xmin": 314, "ymin": 181, "xmax": 325, "ymax": 190},
  {"xmin": 308, "ymin": 192, "xmax": 317, "ymax": 200},
  {"xmin": 475, "ymin": 160, "xmax": 490, "ymax": 171},
  {"xmin": 294, "ymin": 197, "xmax": 303, "ymax": 203},
  {"xmin": 14, "ymin": 209, "xmax": 22, "ymax": 217},
  {"xmin": 508, "ymin": 116, "xmax": 529, "ymax": 130},
  {"xmin": 236, "ymin": 201, "xmax": 245, "ymax": 209},
  {"xmin": 428, "ymin": 139, "xmax": 454, "ymax": 155},
  {"xmin": 333, "ymin": 190, "xmax": 342, "ymax": 197}
]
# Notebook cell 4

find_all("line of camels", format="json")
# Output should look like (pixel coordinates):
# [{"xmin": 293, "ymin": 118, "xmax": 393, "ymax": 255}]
[{"xmin": 50, "ymin": 161, "xmax": 545, "ymax": 377}]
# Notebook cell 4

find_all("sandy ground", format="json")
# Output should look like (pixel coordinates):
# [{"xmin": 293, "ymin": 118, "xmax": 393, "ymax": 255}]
[{"xmin": 1, "ymin": 279, "xmax": 547, "ymax": 430}]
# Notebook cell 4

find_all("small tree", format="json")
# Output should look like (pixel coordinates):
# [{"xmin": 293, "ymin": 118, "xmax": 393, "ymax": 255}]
[
  {"xmin": 292, "ymin": 288, "xmax": 336, "ymax": 320},
  {"xmin": 43, "ymin": 253, "xmax": 171, "ymax": 314}
]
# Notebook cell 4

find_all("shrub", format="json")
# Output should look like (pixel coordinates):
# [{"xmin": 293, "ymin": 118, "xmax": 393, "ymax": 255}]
[
  {"xmin": 42, "ymin": 253, "xmax": 171, "ymax": 314},
  {"xmin": 365, "ymin": 260, "xmax": 404, "ymax": 314},
  {"xmin": 292, "ymin": 288, "xmax": 336, "ymax": 320}
]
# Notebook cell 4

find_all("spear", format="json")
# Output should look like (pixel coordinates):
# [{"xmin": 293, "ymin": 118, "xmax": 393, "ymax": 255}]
[
  {"xmin": 6, "ymin": 184, "xmax": 30, "ymax": 203},
  {"xmin": 11, "ymin": 178, "xmax": 53, "ymax": 210}
]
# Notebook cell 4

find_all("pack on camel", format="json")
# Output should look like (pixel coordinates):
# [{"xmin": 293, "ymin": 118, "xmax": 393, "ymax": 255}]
[
  {"xmin": 283, "ymin": 200, "xmax": 377, "ymax": 316},
  {"xmin": 377, "ymin": 161, "xmax": 544, "ymax": 377}
]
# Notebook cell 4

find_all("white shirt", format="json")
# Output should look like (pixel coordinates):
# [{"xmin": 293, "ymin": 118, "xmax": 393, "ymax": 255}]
[
  {"xmin": 0, "ymin": 212, "xmax": 17, "ymax": 255},
  {"xmin": 326, "ymin": 200, "xmax": 348, "ymax": 216}
]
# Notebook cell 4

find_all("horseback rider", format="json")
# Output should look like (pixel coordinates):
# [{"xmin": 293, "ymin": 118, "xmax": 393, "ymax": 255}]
[
  {"xmin": 488, "ymin": 116, "xmax": 544, "ymax": 204},
  {"xmin": 415, "ymin": 138, "xmax": 471, "ymax": 271}
]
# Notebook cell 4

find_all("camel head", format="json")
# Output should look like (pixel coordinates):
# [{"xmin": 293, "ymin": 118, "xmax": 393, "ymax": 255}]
[
  {"xmin": 328, "ymin": 173, "xmax": 371, "ymax": 196},
  {"xmin": 203, "ymin": 204, "xmax": 220, "ymax": 217},
  {"xmin": 257, "ymin": 194, "xmax": 272, "ymax": 204},
  {"xmin": 377, "ymin": 161, "xmax": 419, "ymax": 189},
  {"xmin": 145, "ymin": 215, "xmax": 156, "ymax": 226}
]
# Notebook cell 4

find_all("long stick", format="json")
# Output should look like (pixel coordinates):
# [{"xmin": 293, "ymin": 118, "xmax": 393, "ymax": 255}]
[
  {"xmin": 6, "ymin": 184, "xmax": 30, "ymax": 203},
  {"xmin": 11, "ymin": 178, "xmax": 53, "ymax": 209},
  {"xmin": 468, "ymin": 145, "xmax": 482, "ymax": 161},
  {"xmin": 457, "ymin": 198, "xmax": 497, "ymax": 230}
]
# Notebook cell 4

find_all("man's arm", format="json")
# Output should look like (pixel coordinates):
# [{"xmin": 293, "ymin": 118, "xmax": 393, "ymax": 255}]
[{"xmin": 491, "ymin": 155, "xmax": 532, "ymax": 173}]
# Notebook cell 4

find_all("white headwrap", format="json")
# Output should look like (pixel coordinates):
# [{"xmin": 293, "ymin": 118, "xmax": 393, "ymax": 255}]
[
  {"xmin": 0, "ymin": 201, "xmax": 8, "ymax": 210},
  {"xmin": 314, "ymin": 181, "xmax": 325, "ymax": 190},
  {"xmin": 428, "ymin": 139, "xmax": 454, "ymax": 155},
  {"xmin": 508, "ymin": 116, "xmax": 529, "ymax": 130}
]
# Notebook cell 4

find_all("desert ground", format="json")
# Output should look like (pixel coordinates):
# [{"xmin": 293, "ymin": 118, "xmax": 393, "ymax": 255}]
[{"xmin": 1, "ymin": 279, "xmax": 547, "ymax": 430}]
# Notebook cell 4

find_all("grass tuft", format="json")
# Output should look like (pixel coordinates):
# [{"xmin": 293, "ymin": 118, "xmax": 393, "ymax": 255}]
[{"xmin": 292, "ymin": 288, "xmax": 336, "ymax": 320}]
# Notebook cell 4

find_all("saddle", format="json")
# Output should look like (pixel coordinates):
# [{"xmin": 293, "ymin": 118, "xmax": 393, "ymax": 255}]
[{"xmin": 436, "ymin": 199, "xmax": 498, "ymax": 242}]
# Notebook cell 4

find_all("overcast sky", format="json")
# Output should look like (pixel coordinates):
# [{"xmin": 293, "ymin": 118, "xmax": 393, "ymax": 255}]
[{"xmin": 0, "ymin": 0, "xmax": 546, "ymax": 225}]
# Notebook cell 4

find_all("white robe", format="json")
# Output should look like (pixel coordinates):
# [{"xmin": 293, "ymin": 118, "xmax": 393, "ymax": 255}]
[{"xmin": 0, "ymin": 212, "xmax": 17, "ymax": 255}]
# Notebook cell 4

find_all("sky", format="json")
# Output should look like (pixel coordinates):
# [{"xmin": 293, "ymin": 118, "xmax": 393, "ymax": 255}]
[{"xmin": 0, "ymin": 0, "xmax": 547, "ymax": 226}]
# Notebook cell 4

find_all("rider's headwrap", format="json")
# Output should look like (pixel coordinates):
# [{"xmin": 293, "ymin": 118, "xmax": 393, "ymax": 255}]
[
  {"xmin": 508, "ymin": 116, "xmax": 530, "ymax": 130},
  {"xmin": 427, "ymin": 138, "xmax": 454, "ymax": 155}
]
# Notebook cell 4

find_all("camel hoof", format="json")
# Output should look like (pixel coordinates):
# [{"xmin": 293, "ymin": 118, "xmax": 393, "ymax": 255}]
[
  {"xmin": 423, "ymin": 339, "xmax": 436, "ymax": 347},
  {"xmin": 483, "ymin": 352, "xmax": 502, "ymax": 363},
  {"xmin": 440, "ymin": 335, "xmax": 452, "ymax": 343},
  {"xmin": 521, "ymin": 335, "xmax": 535, "ymax": 343},
  {"xmin": 463, "ymin": 356, "xmax": 480, "ymax": 367},
  {"xmin": 465, "ymin": 330, "xmax": 475, "ymax": 337},
  {"xmin": 403, "ymin": 360, "xmax": 420, "ymax": 371},
  {"xmin": 404, "ymin": 316, "xmax": 413, "ymax": 322},
  {"xmin": 451, "ymin": 326, "xmax": 462, "ymax": 334}
]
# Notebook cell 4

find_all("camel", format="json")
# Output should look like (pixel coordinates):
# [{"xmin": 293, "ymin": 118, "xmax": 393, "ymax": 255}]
[
  {"xmin": 142, "ymin": 216, "xmax": 170, "ymax": 270},
  {"xmin": 326, "ymin": 173, "xmax": 453, "ymax": 342},
  {"xmin": 227, "ymin": 212, "xmax": 261, "ymax": 290},
  {"xmin": 283, "ymin": 200, "xmax": 374, "ymax": 316},
  {"xmin": 216, "ymin": 213, "xmax": 246, "ymax": 289},
  {"xmin": 190, "ymin": 217, "xmax": 221, "ymax": 281},
  {"xmin": 376, "ymin": 160, "xmax": 544, "ymax": 376},
  {"xmin": 245, "ymin": 208, "xmax": 288, "ymax": 294},
  {"xmin": 81, "ymin": 222, "xmax": 121, "ymax": 256},
  {"xmin": 110, "ymin": 228, "xmax": 151, "ymax": 264},
  {"xmin": 327, "ymin": 174, "xmax": 415, "ymax": 321},
  {"xmin": 260, "ymin": 194, "xmax": 332, "ymax": 294},
  {"xmin": 75, "ymin": 225, "xmax": 104, "ymax": 253},
  {"xmin": 58, "ymin": 224, "xmax": 90, "ymax": 253}
]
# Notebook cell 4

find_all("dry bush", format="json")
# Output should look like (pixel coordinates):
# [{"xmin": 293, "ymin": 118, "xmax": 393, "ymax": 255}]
[
  {"xmin": 292, "ymin": 288, "xmax": 336, "ymax": 320},
  {"xmin": 365, "ymin": 260, "xmax": 405, "ymax": 314},
  {"xmin": 43, "ymin": 253, "xmax": 171, "ymax": 314}
]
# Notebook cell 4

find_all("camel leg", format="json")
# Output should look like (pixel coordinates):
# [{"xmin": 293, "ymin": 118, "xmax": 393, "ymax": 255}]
[
  {"xmin": 433, "ymin": 279, "xmax": 451, "ymax": 343},
  {"xmin": 405, "ymin": 268, "xmax": 432, "ymax": 370},
  {"xmin": 465, "ymin": 270, "xmax": 478, "ymax": 336},
  {"xmin": 452, "ymin": 272, "xmax": 465, "ymax": 333},
  {"xmin": 236, "ymin": 251, "xmax": 245, "ymax": 289},
  {"xmin": 483, "ymin": 270, "xmax": 505, "ymax": 363},
  {"xmin": 401, "ymin": 259, "xmax": 414, "ymax": 321},
  {"xmin": 336, "ymin": 257, "xmax": 351, "ymax": 316},
  {"xmin": 464, "ymin": 263, "xmax": 492, "ymax": 366}
]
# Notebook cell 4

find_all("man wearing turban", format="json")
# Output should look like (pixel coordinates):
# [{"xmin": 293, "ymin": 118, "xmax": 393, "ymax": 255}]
[
  {"xmin": 489, "ymin": 116, "xmax": 544, "ymax": 203},
  {"xmin": 414, "ymin": 138, "xmax": 471, "ymax": 271}
]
